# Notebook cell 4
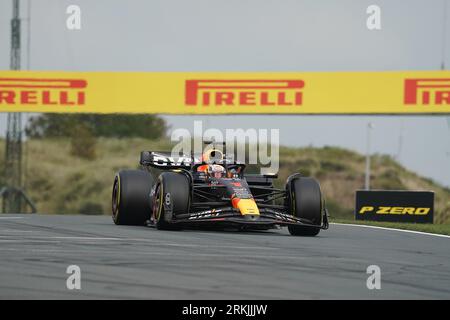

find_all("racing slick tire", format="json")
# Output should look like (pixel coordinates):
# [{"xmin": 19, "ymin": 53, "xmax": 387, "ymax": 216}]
[
  {"xmin": 152, "ymin": 172, "xmax": 190, "ymax": 230},
  {"xmin": 287, "ymin": 177, "xmax": 322, "ymax": 236},
  {"xmin": 112, "ymin": 170, "xmax": 154, "ymax": 226}
]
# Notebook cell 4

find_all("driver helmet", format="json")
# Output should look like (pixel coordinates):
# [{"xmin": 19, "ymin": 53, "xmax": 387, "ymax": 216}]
[{"xmin": 208, "ymin": 164, "xmax": 226, "ymax": 179}]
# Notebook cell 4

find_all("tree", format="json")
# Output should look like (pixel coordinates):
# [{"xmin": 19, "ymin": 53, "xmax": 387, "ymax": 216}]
[{"xmin": 25, "ymin": 114, "xmax": 167, "ymax": 139}]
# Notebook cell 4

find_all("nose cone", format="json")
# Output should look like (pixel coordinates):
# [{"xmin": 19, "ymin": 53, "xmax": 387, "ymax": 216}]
[{"xmin": 232, "ymin": 198, "xmax": 260, "ymax": 215}]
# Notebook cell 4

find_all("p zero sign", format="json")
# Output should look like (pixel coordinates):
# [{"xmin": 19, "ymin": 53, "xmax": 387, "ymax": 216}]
[
  {"xmin": 355, "ymin": 190, "xmax": 434, "ymax": 223},
  {"xmin": 0, "ymin": 70, "xmax": 450, "ymax": 114}
]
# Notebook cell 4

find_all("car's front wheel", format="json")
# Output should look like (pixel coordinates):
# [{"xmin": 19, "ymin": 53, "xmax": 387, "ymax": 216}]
[
  {"xmin": 152, "ymin": 172, "xmax": 190, "ymax": 230},
  {"xmin": 287, "ymin": 176, "xmax": 323, "ymax": 236}
]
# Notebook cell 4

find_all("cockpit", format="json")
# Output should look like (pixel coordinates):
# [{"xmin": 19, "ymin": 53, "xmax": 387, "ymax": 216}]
[{"xmin": 196, "ymin": 148, "xmax": 241, "ymax": 179}]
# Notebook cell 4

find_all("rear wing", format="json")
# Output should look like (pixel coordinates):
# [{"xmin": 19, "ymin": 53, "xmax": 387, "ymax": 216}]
[
  {"xmin": 140, "ymin": 151, "xmax": 243, "ymax": 169},
  {"xmin": 140, "ymin": 151, "xmax": 200, "ymax": 169}
]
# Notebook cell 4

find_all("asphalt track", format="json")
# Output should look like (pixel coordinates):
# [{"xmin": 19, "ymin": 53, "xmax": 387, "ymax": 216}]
[{"xmin": 0, "ymin": 214, "xmax": 449, "ymax": 299}]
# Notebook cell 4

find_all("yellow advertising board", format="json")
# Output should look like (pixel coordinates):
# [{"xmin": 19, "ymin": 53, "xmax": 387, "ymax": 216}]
[{"xmin": 0, "ymin": 70, "xmax": 449, "ymax": 114}]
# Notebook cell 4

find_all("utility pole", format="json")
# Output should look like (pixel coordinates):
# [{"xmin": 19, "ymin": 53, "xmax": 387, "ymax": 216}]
[
  {"xmin": 441, "ymin": 0, "xmax": 448, "ymax": 70},
  {"xmin": 3, "ymin": 0, "xmax": 23, "ymax": 213},
  {"xmin": 447, "ymin": 117, "xmax": 450, "ymax": 158},
  {"xmin": 365, "ymin": 122, "xmax": 374, "ymax": 190},
  {"xmin": 396, "ymin": 120, "xmax": 404, "ymax": 161}
]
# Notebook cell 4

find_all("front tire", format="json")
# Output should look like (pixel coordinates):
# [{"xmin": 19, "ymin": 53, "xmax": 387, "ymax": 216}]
[
  {"xmin": 287, "ymin": 176, "xmax": 322, "ymax": 236},
  {"xmin": 112, "ymin": 170, "xmax": 154, "ymax": 226},
  {"xmin": 152, "ymin": 172, "xmax": 190, "ymax": 230}
]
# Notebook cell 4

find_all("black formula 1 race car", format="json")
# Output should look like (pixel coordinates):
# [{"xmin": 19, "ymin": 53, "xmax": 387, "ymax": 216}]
[{"xmin": 112, "ymin": 143, "xmax": 329, "ymax": 236}]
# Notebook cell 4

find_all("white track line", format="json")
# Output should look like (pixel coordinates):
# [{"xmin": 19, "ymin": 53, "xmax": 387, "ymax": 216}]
[
  {"xmin": 0, "ymin": 217, "xmax": 24, "ymax": 219},
  {"xmin": 331, "ymin": 223, "xmax": 450, "ymax": 239},
  {"xmin": 0, "ymin": 235, "xmax": 276, "ymax": 250},
  {"xmin": 0, "ymin": 240, "xmax": 60, "ymax": 243},
  {"xmin": 49, "ymin": 236, "xmax": 124, "ymax": 241}
]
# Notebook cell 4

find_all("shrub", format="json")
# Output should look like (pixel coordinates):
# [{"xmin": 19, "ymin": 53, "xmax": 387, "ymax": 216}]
[{"xmin": 70, "ymin": 124, "xmax": 96, "ymax": 160}]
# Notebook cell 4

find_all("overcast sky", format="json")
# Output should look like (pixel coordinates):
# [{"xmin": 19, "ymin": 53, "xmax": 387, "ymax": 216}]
[{"xmin": 0, "ymin": 0, "xmax": 449, "ymax": 187}]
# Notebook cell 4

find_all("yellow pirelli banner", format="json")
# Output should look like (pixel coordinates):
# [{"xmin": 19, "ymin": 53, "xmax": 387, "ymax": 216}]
[{"xmin": 0, "ymin": 70, "xmax": 449, "ymax": 114}]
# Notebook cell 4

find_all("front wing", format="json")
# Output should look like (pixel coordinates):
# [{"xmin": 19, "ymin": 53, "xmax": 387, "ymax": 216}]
[{"xmin": 167, "ymin": 207, "xmax": 329, "ymax": 230}]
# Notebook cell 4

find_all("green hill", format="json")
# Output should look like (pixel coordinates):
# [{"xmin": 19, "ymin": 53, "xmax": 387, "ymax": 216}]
[{"xmin": 0, "ymin": 138, "xmax": 449, "ymax": 223}]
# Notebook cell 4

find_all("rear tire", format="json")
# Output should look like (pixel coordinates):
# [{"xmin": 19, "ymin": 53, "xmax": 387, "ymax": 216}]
[
  {"xmin": 287, "ymin": 177, "xmax": 322, "ymax": 236},
  {"xmin": 152, "ymin": 172, "xmax": 190, "ymax": 230},
  {"xmin": 112, "ymin": 170, "xmax": 154, "ymax": 226}
]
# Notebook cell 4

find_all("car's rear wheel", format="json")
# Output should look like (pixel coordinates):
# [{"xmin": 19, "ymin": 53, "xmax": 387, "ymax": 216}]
[
  {"xmin": 287, "ymin": 177, "xmax": 322, "ymax": 236},
  {"xmin": 112, "ymin": 170, "xmax": 154, "ymax": 226},
  {"xmin": 152, "ymin": 172, "xmax": 190, "ymax": 230}
]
